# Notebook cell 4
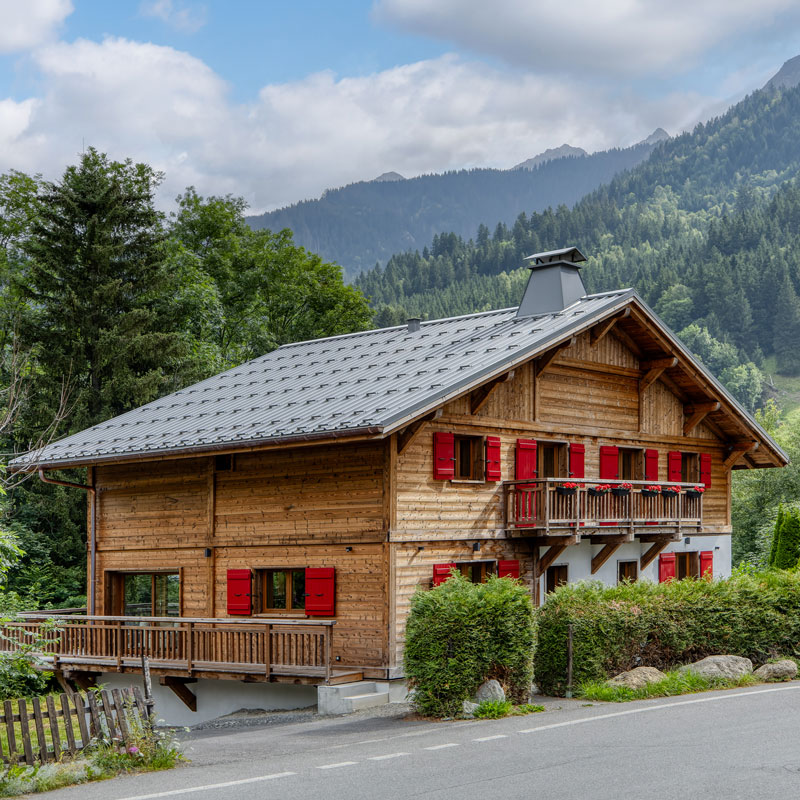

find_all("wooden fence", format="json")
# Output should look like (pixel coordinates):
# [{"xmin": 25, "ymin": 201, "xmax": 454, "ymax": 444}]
[{"xmin": 0, "ymin": 687, "xmax": 150, "ymax": 765}]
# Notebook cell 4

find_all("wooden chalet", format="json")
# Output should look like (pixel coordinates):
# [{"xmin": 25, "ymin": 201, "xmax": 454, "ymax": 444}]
[{"xmin": 8, "ymin": 246, "xmax": 786, "ymax": 714}]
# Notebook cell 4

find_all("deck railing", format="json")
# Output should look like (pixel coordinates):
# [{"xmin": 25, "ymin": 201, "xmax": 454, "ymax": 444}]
[
  {"xmin": 504, "ymin": 478, "xmax": 703, "ymax": 533},
  {"xmin": 0, "ymin": 615, "xmax": 336, "ymax": 683}
]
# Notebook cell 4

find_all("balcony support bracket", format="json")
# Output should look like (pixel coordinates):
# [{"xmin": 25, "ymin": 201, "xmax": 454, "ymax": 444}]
[
  {"xmin": 160, "ymin": 676, "xmax": 197, "ymax": 711},
  {"xmin": 591, "ymin": 542, "xmax": 623, "ymax": 574},
  {"xmin": 640, "ymin": 537, "xmax": 674, "ymax": 571}
]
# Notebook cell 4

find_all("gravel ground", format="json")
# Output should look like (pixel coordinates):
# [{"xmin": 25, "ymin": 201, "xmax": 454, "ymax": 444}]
[{"xmin": 187, "ymin": 693, "xmax": 583, "ymax": 736}]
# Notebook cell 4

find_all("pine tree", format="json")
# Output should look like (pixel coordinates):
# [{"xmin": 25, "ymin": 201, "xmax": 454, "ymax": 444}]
[
  {"xmin": 774, "ymin": 507, "xmax": 800, "ymax": 569},
  {"xmin": 768, "ymin": 504, "xmax": 785, "ymax": 567},
  {"xmin": 774, "ymin": 276, "xmax": 800, "ymax": 375}
]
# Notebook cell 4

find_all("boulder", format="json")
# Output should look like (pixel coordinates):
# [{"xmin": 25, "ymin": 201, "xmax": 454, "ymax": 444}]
[
  {"xmin": 680, "ymin": 655, "xmax": 753, "ymax": 680},
  {"xmin": 474, "ymin": 679, "xmax": 505, "ymax": 703},
  {"xmin": 754, "ymin": 660, "xmax": 798, "ymax": 681},
  {"xmin": 607, "ymin": 666, "xmax": 666, "ymax": 690},
  {"xmin": 461, "ymin": 700, "xmax": 479, "ymax": 718}
]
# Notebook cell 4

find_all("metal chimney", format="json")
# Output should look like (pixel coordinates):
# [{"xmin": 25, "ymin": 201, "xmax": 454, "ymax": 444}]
[
  {"xmin": 407, "ymin": 317, "xmax": 421, "ymax": 332},
  {"xmin": 516, "ymin": 246, "xmax": 588, "ymax": 318}
]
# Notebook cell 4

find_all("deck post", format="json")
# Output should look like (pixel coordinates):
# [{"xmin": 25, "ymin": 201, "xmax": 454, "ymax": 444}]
[
  {"xmin": 186, "ymin": 621, "xmax": 194, "ymax": 675},
  {"xmin": 115, "ymin": 621, "xmax": 122, "ymax": 672},
  {"xmin": 324, "ymin": 625, "xmax": 332, "ymax": 684},
  {"xmin": 264, "ymin": 623, "xmax": 271, "ymax": 679}
]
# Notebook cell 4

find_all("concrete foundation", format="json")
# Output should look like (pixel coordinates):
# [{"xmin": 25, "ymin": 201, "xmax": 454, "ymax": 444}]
[{"xmin": 98, "ymin": 673, "xmax": 317, "ymax": 727}]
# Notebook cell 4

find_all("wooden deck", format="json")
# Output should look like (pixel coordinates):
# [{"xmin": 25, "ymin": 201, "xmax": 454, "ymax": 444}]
[
  {"xmin": 0, "ymin": 615, "xmax": 360, "ymax": 686},
  {"xmin": 504, "ymin": 478, "xmax": 703, "ymax": 534}
]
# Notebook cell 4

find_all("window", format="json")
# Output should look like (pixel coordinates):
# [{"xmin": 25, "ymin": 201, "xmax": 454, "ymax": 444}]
[
  {"xmin": 454, "ymin": 435, "xmax": 483, "ymax": 480},
  {"xmin": 546, "ymin": 564, "xmax": 568, "ymax": 594},
  {"xmin": 618, "ymin": 448, "xmax": 643, "ymax": 480},
  {"xmin": 675, "ymin": 552, "xmax": 700, "ymax": 580},
  {"xmin": 259, "ymin": 569, "xmax": 306, "ymax": 612},
  {"xmin": 617, "ymin": 561, "xmax": 638, "ymax": 583},
  {"xmin": 215, "ymin": 453, "xmax": 234, "ymax": 471},
  {"xmin": 457, "ymin": 561, "xmax": 496, "ymax": 584},
  {"xmin": 538, "ymin": 442, "xmax": 567, "ymax": 479},
  {"xmin": 681, "ymin": 453, "xmax": 699, "ymax": 483},
  {"xmin": 114, "ymin": 573, "xmax": 180, "ymax": 617}
]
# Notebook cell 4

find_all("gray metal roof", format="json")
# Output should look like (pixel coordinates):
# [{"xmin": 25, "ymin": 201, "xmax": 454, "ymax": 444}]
[{"xmin": 13, "ymin": 289, "xmax": 638, "ymax": 469}]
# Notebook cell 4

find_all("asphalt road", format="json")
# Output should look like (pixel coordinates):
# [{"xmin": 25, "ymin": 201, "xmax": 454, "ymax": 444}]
[{"xmin": 42, "ymin": 683, "xmax": 800, "ymax": 800}]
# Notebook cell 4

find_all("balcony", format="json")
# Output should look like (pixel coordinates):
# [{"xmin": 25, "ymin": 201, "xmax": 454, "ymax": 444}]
[
  {"xmin": 503, "ymin": 478, "xmax": 703, "ymax": 535},
  {"xmin": 0, "ymin": 615, "xmax": 362, "ymax": 691}
]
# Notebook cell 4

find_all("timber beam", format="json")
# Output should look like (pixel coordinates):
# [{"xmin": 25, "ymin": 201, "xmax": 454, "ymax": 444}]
[
  {"xmin": 724, "ymin": 440, "xmax": 759, "ymax": 470},
  {"xmin": 160, "ymin": 676, "xmax": 197, "ymax": 712},
  {"xmin": 640, "ymin": 538, "xmax": 673, "ymax": 570},
  {"xmin": 587, "ymin": 533, "xmax": 634, "ymax": 545},
  {"xmin": 534, "ymin": 535, "xmax": 580, "ymax": 577},
  {"xmin": 397, "ymin": 409, "xmax": 442, "ymax": 456},
  {"xmin": 639, "ymin": 356, "xmax": 678, "ymax": 392},
  {"xmin": 591, "ymin": 542, "xmax": 623, "ymax": 574},
  {"xmin": 469, "ymin": 370, "xmax": 515, "ymax": 415},
  {"xmin": 590, "ymin": 308, "xmax": 630, "ymax": 347},
  {"xmin": 683, "ymin": 401, "xmax": 720, "ymax": 436},
  {"xmin": 638, "ymin": 532, "xmax": 682, "ymax": 543},
  {"xmin": 535, "ymin": 337, "xmax": 576, "ymax": 378},
  {"xmin": 62, "ymin": 670, "xmax": 100, "ymax": 692},
  {"xmin": 526, "ymin": 534, "xmax": 580, "ymax": 548}
]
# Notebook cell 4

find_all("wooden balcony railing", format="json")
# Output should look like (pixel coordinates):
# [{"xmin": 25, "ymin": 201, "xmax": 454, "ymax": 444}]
[
  {"xmin": 504, "ymin": 478, "xmax": 703, "ymax": 533},
  {"xmin": 0, "ymin": 615, "xmax": 336, "ymax": 683}
]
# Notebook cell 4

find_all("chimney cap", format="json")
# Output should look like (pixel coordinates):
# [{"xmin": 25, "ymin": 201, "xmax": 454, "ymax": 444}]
[
  {"xmin": 524, "ymin": 246, "xmax": 586, "ymax": 268},
  {"xmin": 407, "ymin": 317, "xmax": 422, "ymax": 332}
]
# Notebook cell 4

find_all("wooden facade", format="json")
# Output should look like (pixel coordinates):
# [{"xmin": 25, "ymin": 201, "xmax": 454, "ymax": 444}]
[{"xmin": 12, "ymin": 296, "xmax": 786, "ymax": 693}]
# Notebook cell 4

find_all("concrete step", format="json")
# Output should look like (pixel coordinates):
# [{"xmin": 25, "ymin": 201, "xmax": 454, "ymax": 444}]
[{"xmin": 318, "ymin": 680, "xmax": 404, "ymax": 715}]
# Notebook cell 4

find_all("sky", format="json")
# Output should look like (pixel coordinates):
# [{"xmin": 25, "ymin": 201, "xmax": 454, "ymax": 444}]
[{"xmin": 1, "ymin": 1, "xmax": 799, "ymax": 214}]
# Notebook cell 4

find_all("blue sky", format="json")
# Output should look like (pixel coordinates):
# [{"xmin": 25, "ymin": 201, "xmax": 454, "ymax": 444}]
[{"xmin": 0, "ymin": 0, "xmax": 799, "ymax": 213}]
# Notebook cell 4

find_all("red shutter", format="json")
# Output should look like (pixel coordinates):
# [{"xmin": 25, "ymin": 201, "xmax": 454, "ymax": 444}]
[
  {"xmin": 515, "ymin": 439, "xmax": 537, "ymax": 480},
  {"xmin": 305, "ymin": 567, "xmax": 335, "ymax": 616},
  {"xmin": 433, "ymin": 563, "xmax": 456, "ymax": 586},
  {"xmin": 700, "ymin": 453, "xmax": 712, "ymax": 488},
  {"xmin": 668, "ymin": 451, "xmax": 682, "ymax": 483},
  {"xmin": 599, "ymin": 446, "xmax": 619, "ymax": 479},
  {"xmin": 700, "ymin": 550, "xmax": 713, "ymax": 579},
  {"xmin": 645, "ymin": 449, "xmax": 659, "ymax": 482},
  {"xmin": 485, "ymin": 436, "xmax": 502, "ymax": 481},
  {"xmin": 658, "ymin": 552, "xmax": 676, "ymax": 583},
  {"xmin": 226, "ymin": 569, "xmax": 252, "ymax": 616},
  {"xmin": 433, "ymin": 432, "xmax": 455, "ymax": 480},
  {"xmin": 498, "ymin": 560, "xmax": 520, "ymax": 579},
  {"xmin": 569, "ymin": 443, "xmax": 585, "ymax": 478}
]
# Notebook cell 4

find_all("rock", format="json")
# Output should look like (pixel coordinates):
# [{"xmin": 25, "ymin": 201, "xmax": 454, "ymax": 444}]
[
  {"xmin": 607, "ymin": 666, "xmax": 666, "ymax": 690},
  {"xmin": 754, "ymin": 660, "xmax": 798, "ymax": 681},
  {"xmin": 461, "ymin": 700, "xmax": 479, "ymax": 718},
  {"xmin": 680, "ymin": 655, "xmax": 753, "ymax": 680},
  {"xmin": 474, "ymin": 679, "xmax": 505, "ymax": 703}
]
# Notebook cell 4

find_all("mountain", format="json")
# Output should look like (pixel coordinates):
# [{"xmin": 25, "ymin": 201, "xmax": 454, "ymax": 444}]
[
  {"xmin": 247, "ymin": 138, "xmax": 664, "ymax": 278},
  {"xmin": 354, "ymin": 78, "xmax": 800, "ymax": 403},
  {"xmin": 642, "ymin": 127, "xmax": 670, "ymax": 145},
  {"xmin": 765, "ymin": 55, "xmax": 800, "ymax": 90},
  {"xmin": 512, "ymin": 144, "xmax": 587, "ymax": 171}
]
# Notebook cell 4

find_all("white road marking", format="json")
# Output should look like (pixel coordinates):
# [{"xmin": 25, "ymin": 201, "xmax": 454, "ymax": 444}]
[
  {"xmin": 474, "ymin": 734, "xmax": 508, "ymax": 742},
  {"xmin": 116, "ymin": 772, "xmax": 296, "ymax": 800},
  {"xmin": 425, "ymin": 743, "xmax": 460, "ymax": 750},
  {"xmin": 317, "ymin": 761, "xmax": 358, "ymax": 770},
  {"xmin": 518, "ymin": 685, "xmax": 800, "ymax": 735},
  {"xmin": 369, "ymin": 752, "xmax": 410, "ymax": 760}
]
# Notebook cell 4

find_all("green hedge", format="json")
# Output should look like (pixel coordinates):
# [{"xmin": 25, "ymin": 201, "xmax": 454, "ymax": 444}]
[
  {"xmin": 534, "ymin": 570, "xmax": 800, "ymax": 696},
  {"xmin": 404, "ymin": 573, "xmax": 535, "ymax": 717}
]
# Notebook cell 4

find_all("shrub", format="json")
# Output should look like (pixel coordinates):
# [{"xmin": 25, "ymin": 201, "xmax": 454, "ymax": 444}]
[
  {"xmin": 404, "ymin": 572, "xmax": 535, "ymax": 717},
  {"xmin": 534, "ymin": 571, "xmax": 800, "ymax": 696}
]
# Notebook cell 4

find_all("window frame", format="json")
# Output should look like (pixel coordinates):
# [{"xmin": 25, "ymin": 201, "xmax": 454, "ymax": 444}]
[
  {"xmin": 455, "ymin": 560, "xmax": 497, "ymax": 584},
  {"xmin": 106, "ymin": 569, "xmax": 182, "ymax": 618},
  {"xmin": 674, "ymin": 551, "xmax": 700, "ymax": 580},
  {"xmin": 681, "ymin": 452, "xmax": 699, "ymax": 483},
  {"xmin": 453, "ymin": 434, "xmax": 485, "ymax": 481},
  {"xmin": 617, "ymin": 560, "xmax": 639, "ymax": 583},
  {"xmin": 618, "ymin": 447, "xmax": 644, "ymax": 481},
  {"xmin": 255, "ymin": 567, "xmax": 307, "ymax": 614},
  {"xmin": 545, "ymin": 564, "xmax": 568, "ymax": 594},
  {"xmin": 537, "ymin": 440, "xmax": 568, "ymax": 479}
]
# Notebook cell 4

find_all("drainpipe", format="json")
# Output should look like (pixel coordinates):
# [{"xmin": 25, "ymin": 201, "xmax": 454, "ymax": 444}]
[{"xmin": 38, "ymin": 468, "xmax": 97, "ymax": 614}]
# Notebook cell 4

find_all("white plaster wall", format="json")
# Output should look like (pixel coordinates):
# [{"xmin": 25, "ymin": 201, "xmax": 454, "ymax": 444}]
[
  {"xmin": 536, "ymin": 535, "xmax": 732, "ymax": 603},
  {"xmin": 98, "ymin": 673, "xmax": 317, "ymax": 727}
]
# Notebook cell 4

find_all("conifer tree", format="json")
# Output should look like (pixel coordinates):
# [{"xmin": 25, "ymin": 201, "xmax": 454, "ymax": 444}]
[
  {"xmin": 774, "ymin": 507, "xmax": 800, "ymax": 569},
  {"xmin": 768, "ymin": 504, "xmax": 784, "ymax": 567}
]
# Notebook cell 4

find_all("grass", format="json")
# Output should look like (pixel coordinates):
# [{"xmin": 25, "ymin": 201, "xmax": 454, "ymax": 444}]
[
  {"xmin": 578, "ymin": 669, "xmax": 757, "ymax": 703},
  {"xmin": 763, "ymin": 356, "xmax": 800, "ymax": 413},
  {"xmin": 471, "ymin": 700, "xmax": 545, "ymax": 719}
]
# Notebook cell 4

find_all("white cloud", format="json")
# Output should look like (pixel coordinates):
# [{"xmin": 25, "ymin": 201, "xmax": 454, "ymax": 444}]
[
  {"xmin": 140, "ymin": 0, "xmax": 207, "ymax": 34},
  {"xmin": 0, "ymin": 39, "xmax": 713, "ymax": 214},
  {"xmin": 374, "ymin": 0, "xmax": 800, "ymax": 77},
  {"xmin": 0, "ymin": 0, "xmax": 72, "ymax": 54}
]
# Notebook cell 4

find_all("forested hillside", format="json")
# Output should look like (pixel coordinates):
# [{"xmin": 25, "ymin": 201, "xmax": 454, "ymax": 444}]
[
  {"xmin": 247, "ymin": 140, "xmax": 660, "ymax": 277},
  {"xmin": 355, "ymin": 84, "xmax": 800, "ymax": 412}
]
